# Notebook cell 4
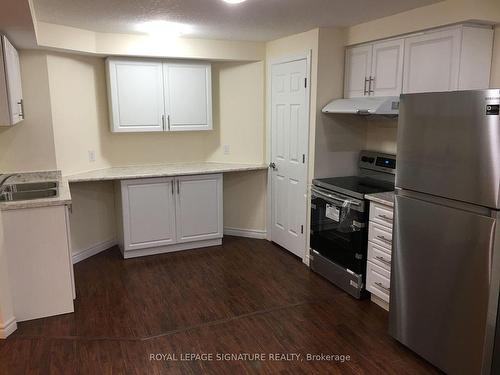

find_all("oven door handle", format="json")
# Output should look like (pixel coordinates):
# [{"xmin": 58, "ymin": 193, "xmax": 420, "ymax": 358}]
[{"xmin": 311, "ymin": 187, "xmax": 360, "ymax": 207}]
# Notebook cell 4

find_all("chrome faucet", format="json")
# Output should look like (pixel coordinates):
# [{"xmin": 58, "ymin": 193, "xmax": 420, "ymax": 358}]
[{"xmin": 0, "ymin": 174, "xmax": 18, "ymax": 194}]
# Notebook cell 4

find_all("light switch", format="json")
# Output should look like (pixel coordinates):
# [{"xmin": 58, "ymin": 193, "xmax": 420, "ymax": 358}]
[{"xmin": 223, "ymin": 144, "xmax": 230, "ymax": 155}]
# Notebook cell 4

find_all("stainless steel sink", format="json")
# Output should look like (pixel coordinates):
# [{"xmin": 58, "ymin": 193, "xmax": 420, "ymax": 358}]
[
  {"xmin": 0, "ymin": 181, "xmax": 59, "ymax": 202},
  {"xmin": 2, "ymin": 181, "xmax": 58, "ymax": 192}
]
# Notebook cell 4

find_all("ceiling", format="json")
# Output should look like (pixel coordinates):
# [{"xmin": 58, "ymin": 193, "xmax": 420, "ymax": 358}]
[
  {"xmin": 0, "ymin": 0, "xmax": 37, "ymax": 48},
  {"xmin": 33, "ymin": 0, "xmax": 442, "ymax": 42}
]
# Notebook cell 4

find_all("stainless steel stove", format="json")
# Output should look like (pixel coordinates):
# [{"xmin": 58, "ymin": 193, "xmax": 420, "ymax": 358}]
[{"xmin": 309, "ymin": 150, "xmax": 396, "ymax": 298}]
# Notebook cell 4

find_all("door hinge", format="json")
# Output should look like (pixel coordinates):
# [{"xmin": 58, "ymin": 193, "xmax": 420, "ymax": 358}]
[
  {"xmin": 302, "ymin": 154, "xmax": 305, "ymax": 163},
  {"xmin": 304, "ymin": 78, "xmax": 307, "ymax": 88},
  {"xmin": 301, "ymin": 225, "xmax": 304, "ymax": 234}
]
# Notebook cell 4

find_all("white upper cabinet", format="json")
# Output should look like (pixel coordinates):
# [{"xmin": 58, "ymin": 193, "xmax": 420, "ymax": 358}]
[
  {"xmin": 403, "ymin": 25, "xmax": 493, "ymax": 94},
  {"xmin": 106, "ymin": 57, "xmax": 212, "ymax": 133},
  {"xmin": 344, "ymin": 45, "xmax": 372, "ymax": 98},
  {"xmin": 107, "ymin": 58, "xmax": 165, "ymax": 132},
  {"xmin": 164, "ymin": 62, "xmax": 212, "ymax": 131},
  {"xmin": 344, "ymin": 39, "xmax": 403, "ymax": 98},
  {"xmin": 371, "ymin": 39, "xmax": 404, "ymax": 97},
  {"xmin": 0, "ymin": 35, "xmax": 24, "ymax": 126},
  {"xmin": 343, "ymin": 24, "xmax": 493, "ymax": 98},
  {"xmin": 403, "ymin": 28, "xmax": 461, "ymax": 94}
]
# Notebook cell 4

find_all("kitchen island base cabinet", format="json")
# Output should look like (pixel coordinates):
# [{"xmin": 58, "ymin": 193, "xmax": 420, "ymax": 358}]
[
  {"xmin": 3, "ymin": 205, "xmax": 74, "ymax": 322},
  {"xmin": 116, "ymin": 174, "xmax": 223, "ymax": 259}
]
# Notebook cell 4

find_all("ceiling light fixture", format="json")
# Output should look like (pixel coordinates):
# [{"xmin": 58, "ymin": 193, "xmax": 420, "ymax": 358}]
[
  {"xmin": 222, "ymin": 0, "xmax": 248, "ymax": 4},
  {"xmin": 136, "ymin": 21, "xmax": 193, "ymax": 37}
]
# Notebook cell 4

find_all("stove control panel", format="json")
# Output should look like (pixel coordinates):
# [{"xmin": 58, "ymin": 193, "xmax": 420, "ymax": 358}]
[{"xmin": 359, "ymin": 151, "xmax": 396, "ymax": 175}]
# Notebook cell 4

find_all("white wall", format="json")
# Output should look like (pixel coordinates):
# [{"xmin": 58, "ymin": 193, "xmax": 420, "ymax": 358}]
[
  {"xmin": 0, "ymin": 51, "xmax": 57, "ymax": 172},
  {"xmin": 36, "ymin": 22, "xmax": 265, "ymax": 62},
  {"xmin": 41, "ymin": 52, "xmax": 267, "ymax": 254},
  {"xmin": 347, "ymin": 0, "xmax": 500, "ymax": 46},
  {"xmin": 492, "ymin": 25, "xmax": 500, "ymax": 87}
]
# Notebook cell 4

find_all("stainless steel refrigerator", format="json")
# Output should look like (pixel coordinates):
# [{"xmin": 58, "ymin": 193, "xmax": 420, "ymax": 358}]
[{"xmin": 389, "ymin": 89, "xmax": 500, "ymax": 375}]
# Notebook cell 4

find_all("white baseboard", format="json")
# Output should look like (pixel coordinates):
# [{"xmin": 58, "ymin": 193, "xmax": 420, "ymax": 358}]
[
  {"xmin": 371, "ymin": 294, "xmax": 389, "ymax": 311},
  {"xmin": 0, "ymin": 317, "xmax": 17, "ymax": 339},
  {"xmin": 223, "ymin": 227, "xmax": 267, "ymax": 239},
  {"xmin": 123, "ymin": 238, "xmax": 222, "ymax": 259},
  {"xmin": 72, "ymin": 238, "xmax": 117, "ymax": 264}
]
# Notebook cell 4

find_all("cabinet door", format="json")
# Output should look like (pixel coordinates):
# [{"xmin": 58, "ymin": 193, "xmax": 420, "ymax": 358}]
[
  {"xmin": 121, "ymin": 178, "xmax": 176, "ymax": 251},
  {"xmin": 403, "ymin": 29, "xmax": 461, "ymax": 94},
  {"xmin": 371, "ymin": 39, "xmax": 404, "ymax": 97},
  {"xmin": 107, "ymin": 58, "xmax": 165, "ymax": 132},
  {"xmin": 175, "ymin": 174, "xmax": 222, "ymax": 243},
  {"xmin": 164, "ymin": 62, "xmax": 212, "ymax": 131},
  {"xmin": 2, "ymin": 36, "xmax": 23, "ymax": 125},
  {"xmin": 344, "ymin": 45, "xmax": 372, "ymax": 98}
]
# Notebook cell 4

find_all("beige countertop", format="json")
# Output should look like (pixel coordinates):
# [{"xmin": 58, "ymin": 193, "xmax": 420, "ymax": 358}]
[
  {"xmin": 66, "ymin": 162, "xmax": 268, "ymax": 183},
  {"xmin": 0, "ymin": 171, "xmax": 72, "ymax": 211},
  {"xmin": 365, "ymin": 191, "xmax": 395, "ymax": 207}
]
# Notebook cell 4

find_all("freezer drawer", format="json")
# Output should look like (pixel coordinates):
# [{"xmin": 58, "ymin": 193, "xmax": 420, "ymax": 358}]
[
  {"xmin": 390, "ymin": 194, "xmax": 498, "ymax": 375},
  {"xmin": 396, "ymin": 89, "xmax": 500, "ymax": 209}
]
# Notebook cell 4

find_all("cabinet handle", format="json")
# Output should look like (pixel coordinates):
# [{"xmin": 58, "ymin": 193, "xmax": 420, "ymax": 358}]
[
  {"xmin": 378, "ymin": 214, "xmax": 392, "ymax": 222},
  {"xmin": 377, "ymin": 235, "xmax": 392, "ymax": 245},
  {"xmin": 167, "ymin": 114, "xmax": 170, "ymax": 130},
  {"xmin": 375, "ymin": 282, "xmax": 390, "ymax": 293},
  {"xmin": 171, "ymin": 181, "xmax": 174, "ymax": 195},
  {"xmin": 364, "ymin": 77, "xmax": 369, "ymax": 96},
  {"xmin": 18, "ymin": 99, "xmax": 24, "ymax": 119},
  {"xmin": 369, "ymin": 76, "xmax": 375, "ymax": 95},
  {"xmin": 375, "ymin": 256, "xmax": 391, "ymax": 265},
  {"xmin": 177, "ymin": 180, "xmax": 180, "ymax": 194},
  {"xmin": 161, "ymin": 114, "xmax": 165, "ymax": 130}
]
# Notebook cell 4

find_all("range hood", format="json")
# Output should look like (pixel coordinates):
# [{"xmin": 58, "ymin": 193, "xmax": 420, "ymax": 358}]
[{"xmin": 322, "ymin": 96, "xmax": 400, "ymax": 116}]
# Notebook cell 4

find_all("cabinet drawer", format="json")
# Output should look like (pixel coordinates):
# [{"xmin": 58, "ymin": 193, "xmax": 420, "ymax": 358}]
[
  {"xmin": 367, "ymin": 241, "xmax": 392, "ymax": 271},
  {"xmin": 368, "ymin": 221, "xmax": 393, "ymax": 250},
  {"xmin": 366, "ymin": 261, "xmax": 391, "ymax": 303},
  {"xmin": 369, "ymin": 202, "xmax": 393, "ymax": 228}
]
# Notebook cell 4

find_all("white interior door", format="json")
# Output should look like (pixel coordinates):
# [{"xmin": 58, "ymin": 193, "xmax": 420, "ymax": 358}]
[
  {"xmin": 344, "ymin": 45, "xmax": 373, "ymax": 98},
  {"xmin": 371, "ymin": 39, "xmax": 404, "ymax": 97},
  {"xmin": 270, "ymin": 57, "xmax": 309, "ymax": 259}
]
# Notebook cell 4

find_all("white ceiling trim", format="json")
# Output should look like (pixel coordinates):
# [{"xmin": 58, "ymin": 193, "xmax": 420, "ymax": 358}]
[{"xmin": 35, "ymin": 22, "xmax": 266, "ymax": 61}]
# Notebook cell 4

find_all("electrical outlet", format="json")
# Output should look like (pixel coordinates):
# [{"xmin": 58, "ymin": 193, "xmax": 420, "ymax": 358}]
[
  {"xmin": 88, "ymin": 150, "xmax": 96, "ymax": 162},
  {"xmin": 223, "ymin": 144, "xmax": 230, "ymax": 155}
]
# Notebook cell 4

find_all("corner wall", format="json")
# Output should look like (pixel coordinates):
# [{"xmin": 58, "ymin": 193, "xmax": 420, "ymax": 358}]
[
  {"xmin": 43, "ymin": 51, "xmax": 267, "ymax": 255},
  {"xmin": 0, "ymin": 51, "xmax": 57, "ymax": 172}
]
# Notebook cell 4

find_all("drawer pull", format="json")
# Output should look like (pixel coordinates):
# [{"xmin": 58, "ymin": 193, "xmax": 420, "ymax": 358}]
[
  {"xmin": 375, "ymin": 256, "xmax": 391, "ymax": 266},
  {"xmin": 377, "ymin": 235, "xmax": 392, "ymax": 245},
  {"xmin": 378, "ymin": 214, "xmax": 392, "ymax": 222},
  {"xmin": 375, "ymin": 282, "xmax": 390, "ymax": 293}
]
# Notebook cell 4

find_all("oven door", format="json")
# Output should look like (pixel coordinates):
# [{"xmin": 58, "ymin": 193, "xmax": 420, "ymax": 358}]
[{"xmin": 310, "ymin": 186, "xmax": 367, "ymax": 275}]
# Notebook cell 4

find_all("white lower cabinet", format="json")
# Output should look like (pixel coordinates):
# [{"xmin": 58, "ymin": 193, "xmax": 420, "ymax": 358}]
[
  {"xmin": 366, "ymin": 201, "xmax": 393, "ymax": 311},
  {"xmin": 3, "ymin": 205, "xmax": 74, "ymax": 322},
  {"xmin": 175, "ymin": 174, "xmax": 223, "ymax": 243},
  {"xmin": 116, "ymin": 174, "xmax": 223, "ymax": 258}
]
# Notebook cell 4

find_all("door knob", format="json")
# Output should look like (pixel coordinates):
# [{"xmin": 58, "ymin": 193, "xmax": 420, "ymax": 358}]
[{"xmin": 269, "ymin": 162, "xmax": 277, "ymax": 171}]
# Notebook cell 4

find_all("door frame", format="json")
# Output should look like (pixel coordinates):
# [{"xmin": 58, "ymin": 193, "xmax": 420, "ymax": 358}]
[{"xmin": 265, "ymin": 51, "xmax": 312, "ymax": 261}]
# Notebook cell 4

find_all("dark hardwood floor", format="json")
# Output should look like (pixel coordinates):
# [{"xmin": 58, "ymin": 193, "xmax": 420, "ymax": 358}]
[{"xmin": 0, "ymin": 236, "xmax": 441, "ymax": 374}]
